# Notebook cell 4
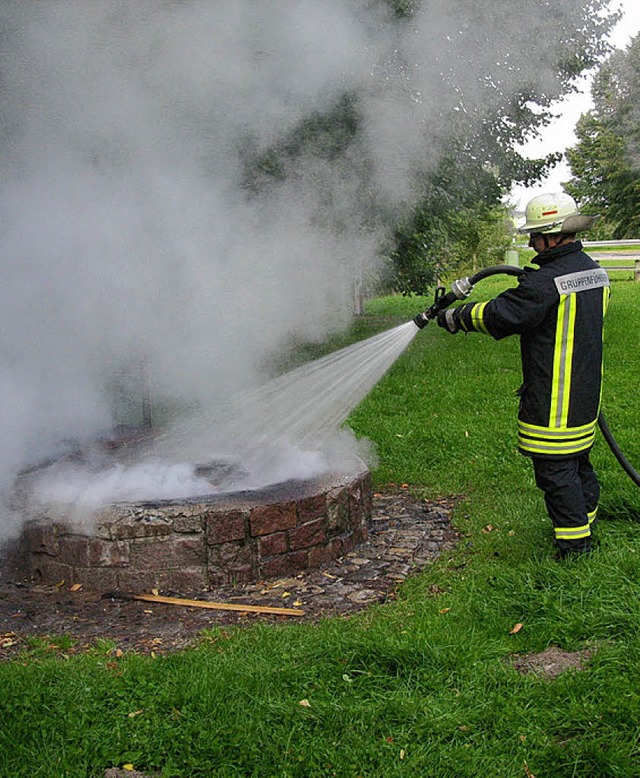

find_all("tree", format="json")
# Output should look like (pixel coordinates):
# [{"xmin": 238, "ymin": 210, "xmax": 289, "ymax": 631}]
[
  {"xmin": 386, "ymin": 151, "xmax": 514, "ymax": 294},
  {"xmin": 566, "ymin": 34, "xmax": 640, "ymax": 238},
  {"xmin": 240, "ymin": 1, "xmax": 620, "ymax": 293}
]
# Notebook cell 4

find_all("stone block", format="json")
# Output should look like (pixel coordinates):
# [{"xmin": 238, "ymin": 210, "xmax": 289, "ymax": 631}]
[
  {"xmin": 349, "ymin": 473, "xmax": 372, "ymax": 528},
  {"xmin": 326, "ymin": 486, "xmax": 350, "ymax": 535},
  {"xmin": 341, "ymin": 531, "xmax": 359, "ymax": 556},
  {"xmin": 173, "ymin": 513, "xmax": 205, "ymax": 533},
  {"xmin": 58, "ymin": 536, "xmax": 130, "ymax": 568},
  {"xmin": 205, "ymin": 509, "xmax": 248, "ymax": 545},
  {"xmin": 308, "ymin": 537, "xmax": 343, "ymax": 567},
  {"xmin": 209, "ymin": 540, "xmax": 257, "ymax": 584},
  {"xmin": 23, "ymin": 522, "xmax": 61, "ymax": 556},
  {"xmin": 114, "ymin": 569, "xmax": 161, "ymax": 593},
  {"xmin": 150, "ymin": 567, "xmax": 209, "ymax": 593},
  {"xmin": 30, "ymin": 555, "xmax": 73, "ymax": 584},
  {"xmin": 259, "ymin": 550, "xmax": 309, "ymax": 580},
  {"xmin": 296, "ymin": 493, "xmax": 327, "ymax": 525},
  {"xmin": 258, "ymin": 532, "xmax": 288, "ymax": 558},
  {"xmin": 72, "ymin": 566, "xmax": 120, "ymax": 591},
  {"xmin": 129, "ymin": 536, "xmax": 206, "ymax": 570},
  {"xmin": 288, "ymin": 518, "xmax": 326, "ymax": 551},
  {"xmin": 250, "ymin": 502, "xmax": 296, "ymax": 536},
  {"xmin": 104, "ymin": 516, "xmax": 174, "ymax": 541}
]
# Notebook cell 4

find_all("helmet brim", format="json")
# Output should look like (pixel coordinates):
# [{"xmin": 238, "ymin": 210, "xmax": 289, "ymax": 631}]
[{"xmin": 518, "ymin": 213, "xmax": 598, "ymax": 234}]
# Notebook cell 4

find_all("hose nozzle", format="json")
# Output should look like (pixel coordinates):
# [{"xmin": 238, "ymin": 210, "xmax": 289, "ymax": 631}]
[
  {"xmin": 413, "ymin": 311, "xmax": 430, "ymax": 329},
  {"xmin": 413, "ymin": 276, "xmax": 474, "ymax": 329}
]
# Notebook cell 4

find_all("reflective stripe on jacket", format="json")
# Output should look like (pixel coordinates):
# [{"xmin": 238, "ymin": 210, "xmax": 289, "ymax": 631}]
[{"xmin": 455, "ymin": 241, "xmax": 610, "ymax": 458}]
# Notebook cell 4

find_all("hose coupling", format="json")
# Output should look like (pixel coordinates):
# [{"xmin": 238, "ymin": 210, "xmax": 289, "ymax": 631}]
[{"xmin": 451, "ymin": 276, "xmax": 474, "ymax": 300}]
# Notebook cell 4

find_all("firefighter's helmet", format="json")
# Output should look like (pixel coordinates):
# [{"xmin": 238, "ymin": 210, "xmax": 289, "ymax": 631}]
[{"xmin": 519, "ymin": 192, "xmax": 597, "ymax": 234}]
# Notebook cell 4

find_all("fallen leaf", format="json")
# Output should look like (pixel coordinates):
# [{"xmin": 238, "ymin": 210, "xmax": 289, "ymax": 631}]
[
  {"xmin": 69, "ymin": 583, "xmax": 82, "ymax": 592},
  {"xmin": 127, "ymin": 709, "xmax": 143, "ymax": 718},
  {"xmin": 115, "ymin": 648, "xmax": 124, "ymax": 658},
  {"xmin": 143, "ymin": 609, "xmax": 153, "ymax": 614},
  {"xmin": 322, "ymin": 572, "xmax": 338, "ymax": 580},
  {"xmin": 152, "ymin": 588, "xmax": 159, "ymax": 596},
  {"xmin": 399, "ymin": 749, "xmax": 406, "ymax": 760},
  {"xmin": 281, "ymin": 592, "xmax": 291, "ymax": 599},
  {"xmin": 524, "ymin": 760, "xmax": 536, "ymax": 778},
  {"xmin": 123, "ymin": 765, "xmax": 135, "ymax": 771},
  {"xmin": 482, "ymin": 524, "xmax": 495, "ymax": 533},
  {"xmin": 510, "ymin": 623, "xmax": 524, "ymax": 635},
  {"xmin": 508, "ymin": 530, "xmax": 516, "ymax": 536},
  {"xmin": 439, "ymin": 607, "xmax": 450, "ymax": 614},
  {"xmin": 293, "ymin": 599, "xmax": 303, "ymax": 607},
  {"xmin": 299, "ymin": 699, "xmax": 311, "ymax": 708}
]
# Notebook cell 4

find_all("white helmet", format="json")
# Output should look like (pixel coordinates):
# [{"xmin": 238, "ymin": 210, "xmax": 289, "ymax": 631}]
[{"xmin": 519, "ymin": 192, "xmax": 597, "ymax": 234}]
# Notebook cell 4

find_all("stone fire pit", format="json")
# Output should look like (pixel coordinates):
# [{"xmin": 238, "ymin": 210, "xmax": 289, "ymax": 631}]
[{"xmin": 21, "ymin": 469, "xmax": 372, "ymax": 592}]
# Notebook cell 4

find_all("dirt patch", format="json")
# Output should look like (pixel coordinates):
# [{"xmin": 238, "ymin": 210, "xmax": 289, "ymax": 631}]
[
  {"xmin": 0, "ymin": 489, "xmax": 458, "ymax": 658},
  {"xmin": 510, "ymin": 645, "xmax": 594, "ymax": 679}
]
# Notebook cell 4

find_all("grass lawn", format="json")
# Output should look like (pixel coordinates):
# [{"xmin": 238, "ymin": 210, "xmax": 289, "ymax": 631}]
[{"xmin": 1, "ymin": 276, "xmax": 640, "ymax": 777}]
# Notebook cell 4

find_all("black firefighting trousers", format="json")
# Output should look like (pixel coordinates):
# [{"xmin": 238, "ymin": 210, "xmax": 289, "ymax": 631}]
[{"xmin": 531, "ymin": 453, "xmax": 600, "ymax": 553}]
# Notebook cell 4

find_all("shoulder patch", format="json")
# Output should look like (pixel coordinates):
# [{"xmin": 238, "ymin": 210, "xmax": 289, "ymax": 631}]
[{"xmin": 554, "ymin": 268, "xmax": 610, "ymax": 295}]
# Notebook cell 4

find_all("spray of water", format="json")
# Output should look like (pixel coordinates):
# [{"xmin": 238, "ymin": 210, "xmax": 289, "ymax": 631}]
[
  {"xmin": 30, "ymin": 322, "xmax": 419, "ymax": 509},
  {"xmin": 162, "ymin": 322, "xmax": 418, "ymax": 464}
]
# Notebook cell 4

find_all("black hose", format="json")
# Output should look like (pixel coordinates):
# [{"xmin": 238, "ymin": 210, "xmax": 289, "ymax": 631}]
[
  {"xmin": 468, "ymin": 264, "xmax": 522, "ymax": 284},
  {"xmin": 413, "ymin": 264, "xmax": 524, "ymax": 328},
  {"xmin": 598, "ymin": 413, "xmax": 640, "ymax": 487}
]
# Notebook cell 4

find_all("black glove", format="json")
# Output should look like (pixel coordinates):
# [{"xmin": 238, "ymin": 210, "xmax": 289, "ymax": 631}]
[{"xmin": 436, "ymin": 306, "xmax": 463, "ymax": 334}]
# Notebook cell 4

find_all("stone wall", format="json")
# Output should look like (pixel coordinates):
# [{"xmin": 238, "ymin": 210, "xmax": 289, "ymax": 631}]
[{"xmin": 22, "ymin": 470, "xmax": 372, "ymax": 592}]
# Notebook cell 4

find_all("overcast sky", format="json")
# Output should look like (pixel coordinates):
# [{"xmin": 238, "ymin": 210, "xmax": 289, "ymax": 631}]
[{"xmin": 511, "ymin": 0, "xmax": 640, "ymax": 208}]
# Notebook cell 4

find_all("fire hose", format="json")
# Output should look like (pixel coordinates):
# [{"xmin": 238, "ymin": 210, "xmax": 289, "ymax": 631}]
[{"xmin": 412, "ymin": 264, "xmax": 640, "ymax": 488}]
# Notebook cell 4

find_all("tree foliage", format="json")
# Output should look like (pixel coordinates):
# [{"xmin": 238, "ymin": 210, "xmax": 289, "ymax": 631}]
[
  {"xmin": 241, "ymin": 0, "xmax": 619, "ymax": 293},
  {"xmin": 387, "ymin": 152, "xmax": 513, "ymax": 294},
  {"xmin": 566, "ymin": 34, "xmax": 640, "ymax": 239}
]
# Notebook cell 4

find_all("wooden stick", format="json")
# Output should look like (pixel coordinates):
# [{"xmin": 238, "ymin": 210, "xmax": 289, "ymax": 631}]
[{"xmin": 108, "ymin": 591, "xmax": 305, "ymax": 617}]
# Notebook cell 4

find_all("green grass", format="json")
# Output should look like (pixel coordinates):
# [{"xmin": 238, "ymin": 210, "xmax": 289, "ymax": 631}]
[{"xmin": 2, "ymin": 279, "xmax": 640, "ymax": 777}]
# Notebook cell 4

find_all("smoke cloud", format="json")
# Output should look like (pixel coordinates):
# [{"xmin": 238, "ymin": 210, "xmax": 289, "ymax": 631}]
[{"xmin": 0, "ymin": 1, "xmax": 600, "ymax": 533}]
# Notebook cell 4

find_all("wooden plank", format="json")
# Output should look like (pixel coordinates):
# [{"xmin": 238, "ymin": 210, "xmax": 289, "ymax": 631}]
[{"xmin": 118, "ymin": 591, "xmax": 305, "ymax": 617}]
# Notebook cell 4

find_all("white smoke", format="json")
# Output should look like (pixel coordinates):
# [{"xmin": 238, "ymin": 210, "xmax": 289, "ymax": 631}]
[{"xmin": 0, "ymin": 1, "xmax": 607, "ymax": 531}]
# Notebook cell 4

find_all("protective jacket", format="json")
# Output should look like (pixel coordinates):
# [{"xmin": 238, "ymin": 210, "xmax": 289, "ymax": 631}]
[{"xmin": 455, "ymin": 241, "xmax": 610, "ymax": 458}]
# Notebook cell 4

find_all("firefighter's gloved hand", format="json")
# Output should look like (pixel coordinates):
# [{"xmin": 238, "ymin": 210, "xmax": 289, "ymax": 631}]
[{"xmin": 436, "ymin": 307, "xmax": 463, "ymax": 334}]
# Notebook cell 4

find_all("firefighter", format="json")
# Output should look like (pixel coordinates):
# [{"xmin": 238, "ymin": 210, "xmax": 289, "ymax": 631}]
[{"xmin": 437, "ymin": 192, "xmax": 609, "ymax": 559}]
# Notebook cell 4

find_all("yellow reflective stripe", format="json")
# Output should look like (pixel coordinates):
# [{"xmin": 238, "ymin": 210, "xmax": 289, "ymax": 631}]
[
  {"xmin": 560, "ymin": 295, "xmax": 577, "ymax": 425},
  {"xmin": 470, "ymin": 302, "xmax": 490, "ymax": 335},
  {"xmin": 549, "ymin": 293, "xmax": 577, "ymax": 428},
  {"xmin": 588, "ymin": 508, "xmax": 598, "ymax": 524},
  {"xmin": 518, "ymin": 423, "xmax": 596, "ymax": 454},
  {"xmin": 518, "ymin": 436, "xmax": 595, "ymax": 456},
  {"xmin": 555, "ymin": 524, "xmax": 591, "ymax": 540},
  {"xmin": 518, "ymin": 419, "xmax": 597, "ymax": 438},
  {"xmin": 603, "ymin": 285, "xmax": 611, "ymax": 316},
  {"xmin": 599, "ymin": 286, "xmax": 609, "ymax": 410}
]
